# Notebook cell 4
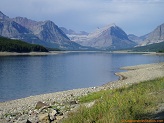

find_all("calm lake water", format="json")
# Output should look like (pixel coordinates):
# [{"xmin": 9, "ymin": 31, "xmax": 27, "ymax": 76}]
[{"xmin": 0, "ymin": 52, "xmax": 164, "ymax": 102}]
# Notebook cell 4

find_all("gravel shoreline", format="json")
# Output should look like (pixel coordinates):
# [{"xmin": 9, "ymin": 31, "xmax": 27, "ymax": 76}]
[{"xmin": 0, "ymin": 62, "xmax": 164, "ymax": 122}]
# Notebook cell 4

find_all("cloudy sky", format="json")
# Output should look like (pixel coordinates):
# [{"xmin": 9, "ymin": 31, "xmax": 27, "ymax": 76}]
[{"xmin": 1, "ymin": 0, "xmax": 164, "ymax": 36}]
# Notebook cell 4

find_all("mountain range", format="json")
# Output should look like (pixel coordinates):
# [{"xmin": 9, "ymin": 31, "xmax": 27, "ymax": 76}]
[
  {"xmin": 0, "ymin": 11, "xmax": 164, "ymax": 50},
  {"xmin": 61, "ymin": 23, "xmax": 164, "ymax": 50},
  {"xmin": 0, "ymin": 11, "xmax": 88, "ymax": 50}
]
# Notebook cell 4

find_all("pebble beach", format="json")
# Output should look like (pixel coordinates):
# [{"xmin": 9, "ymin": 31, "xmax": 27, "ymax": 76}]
[{"xmin": 0, "ymin": 62, "xmax": 164, "ymax": 123}]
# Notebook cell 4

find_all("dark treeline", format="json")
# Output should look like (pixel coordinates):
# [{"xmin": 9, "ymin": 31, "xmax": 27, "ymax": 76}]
[{"xmin": 0, "ymin": 37, "xmax": 49, "ymax": 53}]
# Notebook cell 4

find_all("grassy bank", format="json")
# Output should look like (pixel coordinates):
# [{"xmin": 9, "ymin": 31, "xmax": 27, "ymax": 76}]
[{"xmin": 63, "ymin": 77, "xmax": 164, "ymax": 123}]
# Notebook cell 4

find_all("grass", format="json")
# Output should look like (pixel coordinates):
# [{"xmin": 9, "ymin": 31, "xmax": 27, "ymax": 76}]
[{"xmin": 62, "ymin": 77, "xmax": 164, "ymax": 123}]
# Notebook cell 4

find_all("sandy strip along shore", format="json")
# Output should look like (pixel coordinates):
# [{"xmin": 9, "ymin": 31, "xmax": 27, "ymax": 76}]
[
  {"xmin": 103, "ymin": 62, "xmax": 164, "ymax": 89},
  {"xmin": 0, "ymin": 51, "xmax": 69, "ymax": 56},
  {"xmin": 0, "ymin": 62, "xmax": 164, "ymax": 122}
]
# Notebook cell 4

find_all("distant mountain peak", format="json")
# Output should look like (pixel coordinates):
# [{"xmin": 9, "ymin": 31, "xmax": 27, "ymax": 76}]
[
  {"xmin": 69, "ymin": 23, "xmax": 136, "ymax": 50},
  {"xmin": 96, "ymin": 23, "xmax": 116, "ymax": 31},
  {"xmin": 44, "ymin": 20, "xmax": 54, "ymax": 24},
  {"xmin": 104, "ymin": 23, "xmax": 116, "ymax": 28},
  {"xmin": 88, "ymin": 23, "xmax": 118, "ymax": 39}
]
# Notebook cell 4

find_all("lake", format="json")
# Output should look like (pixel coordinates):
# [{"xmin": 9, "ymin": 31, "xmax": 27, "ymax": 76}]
[{"xmin": 0, "ymin": 52, "xmax": 164, "ymax": 102}]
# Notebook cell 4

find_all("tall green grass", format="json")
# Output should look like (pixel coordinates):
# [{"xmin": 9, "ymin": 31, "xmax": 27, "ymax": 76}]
[{"xmin": 63, "ymin": 77, "xmax": 164, "ymax": 123}]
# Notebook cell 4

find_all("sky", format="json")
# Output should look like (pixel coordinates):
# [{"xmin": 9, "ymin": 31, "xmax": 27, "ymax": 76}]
[{"xmin": 0, "ymin": 0, "xmax": 164, "ymax": 36}]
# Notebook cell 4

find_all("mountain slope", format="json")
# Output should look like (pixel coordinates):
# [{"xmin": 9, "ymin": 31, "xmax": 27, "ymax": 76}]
[
  {"xmin": 71, "ymin": 24, "xmax": 136, "ymax": 50},
  {"xmin": 140, "ymin": 23, "xmax": 164, "ymax": 46},
  {"xmin": 0, "ymin": 18, "xmax": 48, "ymax": 46},
  {"xmin": 12, "ymin": 17, "xmax": 70, "ymax": 43},
  {"xmin": 0, "ymin": 20, "xmax": 30, "ymax": 38}
]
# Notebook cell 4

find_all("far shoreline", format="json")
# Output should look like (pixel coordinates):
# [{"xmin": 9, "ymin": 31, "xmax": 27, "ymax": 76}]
[
  {"xmin": 0, "ymin": 51, "xmax": 164, "ymax": 56},
  {"xmin": 0, "ymin": 51, "xmax": 68, "ymax": 56}
]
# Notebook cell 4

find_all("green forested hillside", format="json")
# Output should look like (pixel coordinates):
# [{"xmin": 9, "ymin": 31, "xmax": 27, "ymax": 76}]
[
  {"xmin": 131, "ymin": 42, "xmax": 164, "ymax": 52},
  {"xmin": 0, "ymin": 37, "xmax": 49, "ymax": 52}
]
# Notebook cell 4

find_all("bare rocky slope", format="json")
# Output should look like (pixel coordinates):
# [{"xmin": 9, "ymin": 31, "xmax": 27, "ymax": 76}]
[
  {"xmin": 140, "ymin": 23, "xmax": 164, "ymax": 46},
  {"xmin": 128, "ymin": 23, "xmax": 164, "ymax": 46}
]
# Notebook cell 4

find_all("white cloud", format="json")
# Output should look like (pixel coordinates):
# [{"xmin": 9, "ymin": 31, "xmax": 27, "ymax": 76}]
[{"xmin": 0, "ymin": 0, "xmax": 164, "ymax": 36}]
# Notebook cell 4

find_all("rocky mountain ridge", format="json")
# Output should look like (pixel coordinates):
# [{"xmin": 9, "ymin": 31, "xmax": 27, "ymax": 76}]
[
  {"xmin": 64, "ymin": 22, "xmax": 164, "ymax": 49},
  {"xmin": 128, "ymin": 23, "xmax": 164, "ymax": 46},
  {"xmin": 67, "ymin": 24, "xmax": 136, "ymax": 50},
  {"xmin": 0, "ymin": 11, "xmax": 86, "ymax": 50},
  {"xmin": 140, "ymin": 23, "xmax": 164, "ymax": 46}
]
